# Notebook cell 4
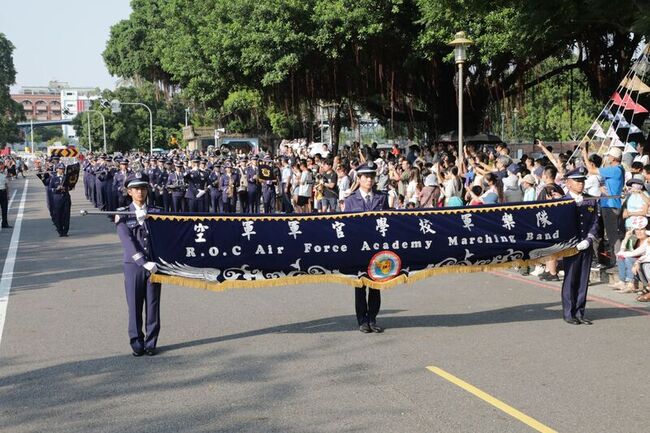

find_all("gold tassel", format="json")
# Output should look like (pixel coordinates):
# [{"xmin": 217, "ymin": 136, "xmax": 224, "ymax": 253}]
[{"xmin": 149, "ymin": 248, "xmax": 578, "ymax": 293}]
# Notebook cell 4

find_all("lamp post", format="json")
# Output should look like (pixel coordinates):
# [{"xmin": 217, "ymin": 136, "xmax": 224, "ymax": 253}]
[
  {"xmin": 185, "ymin": 107, "xmax": 190, "ymax": 127},
  {"xmin": 111, "ymin": 99, "xmax": 153, "ymax": 154},
  {"xmin": 500, "ymin": 112, "xmax": 506, "ymax": 142},
  {"xmin": 86, "ymin": 111, "xmax": 92, "ymax": 153},
  {"xmin": 448, "ymin": 31, "xmax": 474, "ymax": 160},
  {"xmin": 87, "ymin": 110, "xmax": 107, "ymax": 153}
]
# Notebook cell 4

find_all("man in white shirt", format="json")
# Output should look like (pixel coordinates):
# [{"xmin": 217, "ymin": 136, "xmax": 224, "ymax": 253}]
[{"xmin": 0, "ymin": 160, "xmax": 10, "ymax": 229}]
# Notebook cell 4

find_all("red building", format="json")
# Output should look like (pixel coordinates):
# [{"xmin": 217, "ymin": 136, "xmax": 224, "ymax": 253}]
[{"xmin": 11, "ymin": 84, "xmax": 62, "ymax": 121}]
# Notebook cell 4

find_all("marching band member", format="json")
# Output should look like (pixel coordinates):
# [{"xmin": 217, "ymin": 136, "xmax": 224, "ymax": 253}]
[
  {"xmin": 48, "ymin": 163, "xmax": 71, "ymax": 237},
  {"xmin": 115, "ymin": 172, "xmax": 162, "ymax": 356},
  {"xmin": 561, "ymin": 166, "xmax": 600, "ymax": 325},
  {"xmin": 344, "ymin": 161, "xmax": 389, "ymax": 333},
  {"xmin": 167, "ymin": 161, "xmax": 187, "ymax": 212}
]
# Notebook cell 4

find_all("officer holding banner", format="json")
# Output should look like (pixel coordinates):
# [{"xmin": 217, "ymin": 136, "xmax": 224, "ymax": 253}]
[
  {"xmin": 344, "ymin": 161, "xmax": 389, "ymax": 333},
  {"xmin": 561, "ymin": 166, "xmax": 600, "ymax": 325},
  {"xmin": 115, "ymin": 172, "xmax": 162, "ymax": 356}
]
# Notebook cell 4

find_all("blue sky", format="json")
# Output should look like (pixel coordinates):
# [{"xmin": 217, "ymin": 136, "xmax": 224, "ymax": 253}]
[{"xmin": 1, "ymin": 0, "xmax": 132, "ymax": 92}]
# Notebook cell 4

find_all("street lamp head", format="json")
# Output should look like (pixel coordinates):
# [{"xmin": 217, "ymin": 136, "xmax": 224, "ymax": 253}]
[
  {"xmin": 513, "ymin": 107, "xmax": 519, "ymax": 116},
  {"xmin": 448, "ymin": 31, "xmax": 474, "ymax": 64},
  {"xmin": 110, "ymin": 99, "xmax": 122, "ymax": 114}
]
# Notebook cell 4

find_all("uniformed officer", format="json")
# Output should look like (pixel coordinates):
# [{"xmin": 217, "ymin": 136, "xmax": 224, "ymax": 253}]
[
  {"xmin": 208, "ymin": 161, "xmax": 222, "ymax": 213},
  {"xmin": 115, "ymin": 172, "xmax": 162, "ymax": 356},
  {"xmin": 113, "ymin": 159, "xmax": 132, "ymax": 209},
  {"xmin": 167, "ymin": 161, "xmax": 187, "ymax": 212},
  {"xmin": 344, "ymin": 161, "xmax": 389, "ymax": 333},
  {"xmin": 184, "ymin": 157, "xmax": 205, "ymax": 212},
  {"xmin": 561, "ymin": 166, "xmax": 600, "ymax": 325},
  {"xmin": 261, "ymin": 155, "xmax": 278, "ymax": 214},
  {"xmin": 220, "ymin": 162, "xmax": 237, "ymax": 213},
  {"xmin": 48, "ymin": 163, "xmax": 71, "ymax": 237},
  {"xmin": 246, "ymin": 156, "xmax": 261, "ymax": 213}
]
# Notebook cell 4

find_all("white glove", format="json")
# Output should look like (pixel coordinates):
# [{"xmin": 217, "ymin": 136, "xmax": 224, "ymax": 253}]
[
  {"xmin": 143, "ymin": 262, "xmax": 158, "ymax": 274},
  {"xmin": 574, "ymin": 195, "xmax": 583, "ymax": 205},
  {"xmin": 135, "ymin": 208, "xmax": 147, "ymax": 225},
  {"xmin": 576, "ymin": 240, "xmax": 590, "ymax": 251},
  {"xmin": 196, "ymin": 189, "xmax": 206, "ymax": 198}
]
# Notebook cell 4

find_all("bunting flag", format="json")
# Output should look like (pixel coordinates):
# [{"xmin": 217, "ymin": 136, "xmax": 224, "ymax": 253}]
[
  {"xmin": 597, "ymin": 107, "xmax": 614, "ymax": 121},
  {"xmin": 588, "ymin": 121, "xmax": 606, "ymax": 139},
  {"xmin": 611, "ymin": 92, "xmax": 649, "ymax": 114},
  {"xmin": 621, "ymin": 75, "xmax": 650, "ymax": 94},
  {"xmin": 623, "ymin": 142, "xmax": 638, "ymax": 154},
  {"xmin": 146, "ymin": 200, "xmax": 580, "ymax": 291}
]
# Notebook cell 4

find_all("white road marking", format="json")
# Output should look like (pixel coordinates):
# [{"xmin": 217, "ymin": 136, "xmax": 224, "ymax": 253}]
[{"xmin": 0, "ymin": 180, "xmax": 29, "ymax": 349}]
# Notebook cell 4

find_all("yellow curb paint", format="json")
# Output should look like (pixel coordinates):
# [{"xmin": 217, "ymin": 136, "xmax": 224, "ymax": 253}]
[{"xmin": 426, "ymin": 366, "xmax": 558, "ymax": 433}]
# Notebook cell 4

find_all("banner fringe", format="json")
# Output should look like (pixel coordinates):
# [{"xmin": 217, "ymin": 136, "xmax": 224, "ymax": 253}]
[
  {"xmin": 147, "ymin": 199, "xmax": 574, "ymax": 222},
  {"xmin": 150, "ymin": 248, "xmax": 578, "ymax": 292}
]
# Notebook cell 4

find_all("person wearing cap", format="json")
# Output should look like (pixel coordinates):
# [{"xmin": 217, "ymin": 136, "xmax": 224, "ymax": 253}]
[
  {"xmin": 113, "ymin": 159, "xmax": 132, "ymax": 209},
  {"xmin": 166, "ymin": 162, "xmax": 187, "ymax": 212},
  {"xmin": 48, "ymin": 163, "xmax": 71, "ymax": 237},
  {"xmin": 184, "ymin": 157, "xmax": 205, "ymax": 212},
  {"xmin": 613, "ymin": 217, "xmax": 648, "ymax": 293},
  {"xmin": 344, "ymin": 161, "xmax": 389, "ymax": 333},
  {"xmin": 115, "ymin": 172, "xmax": 162, "ymax": 356},
  {"xmin": 622, "ymin": 178, "xmax": 650, "ymax": 230},
  {"xmin": 260, "ymin": 157, "xmax": 279, "ymax": 214},
  {"xmin": 561, "ymin": 166, "xmax": 600, "ymax": 325},
  {"xmin": 0, "ymin": 159, "xmax": 10, "ymax": 229},
  {"xmin": 521, "ymin": 174, "xmax": 537, "ymax": 202},
  {"xmin": 146, "ymin": 157, "xmax": 161, "ymax": 208},
  {"xmin": 246, "ymin": 156, "xmax": 261, "ymax": 213},
  {"xmin": 220, "ymin": 162, "xmax": 237, "ymax": 212},
  {"xmin": 208, "ymin": 162, "xmax": 223, "ymax": 213},
  {"xmin": 599, "ymin": 146, "xmax": 625, "ymax": 267},
  {"xmin": 93, "ymin": 154, "xmax": 109, "ymax": 211},
  {"xmin": 161, "ymin": 160, "xmax": 173, "ymax": 212}
]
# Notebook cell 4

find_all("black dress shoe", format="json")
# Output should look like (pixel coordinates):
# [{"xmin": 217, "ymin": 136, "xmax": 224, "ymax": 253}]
[
  {"xmin": 368, "ymin": 323, "xmax": 384, "ymax": 333},
  {"xmin": 2, "ymin": 225, "xmax": 11, "ymax": 229},
  {"xmin": 359, "ymin": 323, "xmax": 372, "ymax": 333},
  {"xmin": 540, "ymin": 273, "xmax": 560, "ymax": 281},
  {"xmin": 564, "ymin": 318, "xmax": 581, "ymax": 325},
  {"xmin": 577, "ymin": 317, "xmax": 593, "ymax": 325},
  {"xmin": 132, "ymin": 349, "xmax": 145, "ymax": 357},
  {"xmin": 144, "ymin": 348, "xmax": 157, "ymax": 356}
]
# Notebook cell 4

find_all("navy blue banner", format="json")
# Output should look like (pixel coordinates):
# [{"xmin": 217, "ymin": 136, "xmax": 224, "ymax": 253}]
[{"xmin": 148, "ymin": 200, "xmax": 580, "ymax": 290}]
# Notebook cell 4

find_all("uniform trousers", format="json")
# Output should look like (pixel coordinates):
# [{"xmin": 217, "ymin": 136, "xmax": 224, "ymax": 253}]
[
  {"xmin": 561, "ymin": 249, "xmax": 593, "ymax": 321},
  {"xmin": 0, "ymin": 189, "xmax": 7, "ymax": 227},
  {"xmin": 123, "ymin": 263, "xmax": 161, "ymax": 352},
  {"xmin": 355, "ymin": 286, "xmax": 381, "ymax": 325}
]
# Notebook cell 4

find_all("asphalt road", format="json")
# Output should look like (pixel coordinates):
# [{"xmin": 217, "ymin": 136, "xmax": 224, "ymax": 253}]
[{"xmin": 1, "ymin": 174, "xmax": 649, "ymax": 433}]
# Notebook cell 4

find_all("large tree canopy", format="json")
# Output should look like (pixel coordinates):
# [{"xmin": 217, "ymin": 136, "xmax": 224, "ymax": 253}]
[
  {"xmin": 0, "ymin": 33, "xmax": 23, "ymax": 146},
  {"xmin": 103, "ymin": 0, "xmax": 648, "ymax": 148}
]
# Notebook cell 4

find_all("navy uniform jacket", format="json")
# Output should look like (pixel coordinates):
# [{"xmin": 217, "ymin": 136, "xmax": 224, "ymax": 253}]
[
  {"xmin": 565, "ymin": 193, "xmax": 600, "ymax": 245},
  {"xmin": 115, "ymin": 203, "xmax": 161, "ymax": 266},
  {"xmin": 246, "ymin": 166, "xmax": 260, "ymax": 192},
  {"xmin": 166, "ymin": 171, "xmax": 186, "ymax": 195},
  {"xmin": 48, "ymin": 173, "xmax": 68, "ymax": 195},
  {"xmin": 113, "ymin": 170, "xmax": 132, "ymax": 195},
  {"xmin": 344, "ymin": 189, "xmax": 389, "ymax": 212},
  {"xmin": 184, "ymin": 169, "xmax": 204, "ymax": 199}
]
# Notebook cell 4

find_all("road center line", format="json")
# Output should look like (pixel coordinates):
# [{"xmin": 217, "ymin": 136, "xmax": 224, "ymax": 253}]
[
  {"xmin": 426, "ymin": 365, "xmax": 558, "ymax": 433},
  {"xmin": 0, "ymin": 180, "xmax": 29, "ymax": 349}
]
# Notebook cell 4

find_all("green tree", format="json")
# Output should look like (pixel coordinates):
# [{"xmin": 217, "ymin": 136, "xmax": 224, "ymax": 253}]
[
  {"xmin": 0, "ymin": 33, "xmax": 24, "ymax": 146},
  {"xmin": 103, "ymin": 0, "xmax": 649, "ymax": 151},
  {"xmin": 71, "ymin": 84, "xmax": 187, "ymax": 153}
]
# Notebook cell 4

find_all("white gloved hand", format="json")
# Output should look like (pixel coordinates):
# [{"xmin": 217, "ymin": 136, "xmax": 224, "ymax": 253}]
[
  {"xmin": 576, "ymin": 240, "xmax": 590, "ymax": 251},
  {"xmin": 143, "ymin": 262, "xmax": 158, "ymax": 274},
  {"xmin": 574, "ymin": 195, "xmax": 583, "ymax": 205},
  {"xmin": 135, "ymin": 208, "xmax": 147, "ymax": 225}
]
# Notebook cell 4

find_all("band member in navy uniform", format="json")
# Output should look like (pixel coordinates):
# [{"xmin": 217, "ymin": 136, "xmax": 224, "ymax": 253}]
[
  {"xmin": 167, "ymin": 161, "xmax": 187, "ymax": 213},
  {"xmin": 115, "ymin": 172, "xmax": 162, "ymax": 356},
  {"xmin": 246, "ymin": 156, "xmax": 261, "ymax": 213},
  {"xmin": 261, "ymin": 156, "xmax": 277, "ymax": 214},
  {"xmin": 113, "ymin": 159, "xmax": 132, "ymax": 209},
  {"xmin": 220, "ymin": 162, "xmax": 237, "ymax": 213},
  {"xmin": 48, "ymin": 163, "xmax": 71, "ymax": 237},
  {"xmin": 209, "ymin": 161, "xmax": 222, "ymax": 213},
  {"xmin": 561, "ymin": 166, "xmax": 600, "ymax": 325},
  {"xmin": 184, "ymin": 157, "xmax": 205, "ymax": 212},
  {"xmin": 344, "ymin": 161, "xmax": 389, "ymax": 333}
]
